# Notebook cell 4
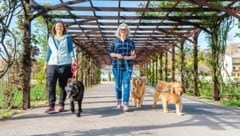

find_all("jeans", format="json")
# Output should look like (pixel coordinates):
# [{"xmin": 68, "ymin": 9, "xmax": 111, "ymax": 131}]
[
  {"xmin": 112, "ymin": 68, "xmax": 132, "ymax": 106},
  {"xmin": 47, "ymin": 65, "xmax": 72, "ymax": 107}
]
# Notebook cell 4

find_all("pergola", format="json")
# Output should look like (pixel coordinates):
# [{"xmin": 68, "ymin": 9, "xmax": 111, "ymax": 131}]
[
  {"xmin": 30, "ymin": 0, "xmax": 240, "ymax": 66},
  {"xmin": 12, "ymin": 0, "xmax": 240, "ymax": 109}
]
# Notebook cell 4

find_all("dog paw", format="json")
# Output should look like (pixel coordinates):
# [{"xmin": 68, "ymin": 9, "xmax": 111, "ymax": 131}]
[
  {"xmin": 163, "ymin": 110, "xmax": 169, "ymax": 113},
  {"xmin": 152, "ymin": 105, "xmax": 157, "ymax": 108},
  {"xmin": 136, "ymin": 105, "xmax": 141, "ymax": 108},
  {"xmin": 71, "ymin": 109, "xmax": 75, "ymax": 113},
  {"xmin": 176, "ymin": 112, "xmax": 184, "ymax": 116}
]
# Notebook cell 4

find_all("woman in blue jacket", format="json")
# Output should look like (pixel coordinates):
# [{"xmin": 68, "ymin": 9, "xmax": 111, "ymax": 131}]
[{"xmin": 44, "ymin": 21, "xmax": 76, "ymax": 113}]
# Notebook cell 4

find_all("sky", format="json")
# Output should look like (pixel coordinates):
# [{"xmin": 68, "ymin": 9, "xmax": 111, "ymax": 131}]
[{"xmin": 198, "ymin": 19, "xmax": 240, "ymax": 49}]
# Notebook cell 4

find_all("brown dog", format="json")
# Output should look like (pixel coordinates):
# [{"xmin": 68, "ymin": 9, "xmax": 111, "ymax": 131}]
[
  {"xmin": 153, "ymin": 81, "xmax": 172, "ymax": 107},
  {"xmin": 131, "ymin": 76, "xmax": 147, "ymax": 108},
  {"xmin": 153, "ymin": 81, "xmax": 184, "ymax": 116}
]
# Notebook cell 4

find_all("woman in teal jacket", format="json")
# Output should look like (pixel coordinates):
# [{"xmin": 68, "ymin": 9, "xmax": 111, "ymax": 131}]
[{"xmin": 44, "ymin": 21, "xmax": 76, "ymax": 113}]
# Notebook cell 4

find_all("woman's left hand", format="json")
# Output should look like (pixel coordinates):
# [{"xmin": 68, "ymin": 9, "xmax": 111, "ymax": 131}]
[
  {"xmin": 123, "ymin": 56, "xmax": 130, "ymax": 60},
  {"xmin": 124, "ymin": 50, "xmax": 136, "ymax": 60},
  {"xmin": 131, "ymin": 50, "xmax": 135, "ymax": 56}
]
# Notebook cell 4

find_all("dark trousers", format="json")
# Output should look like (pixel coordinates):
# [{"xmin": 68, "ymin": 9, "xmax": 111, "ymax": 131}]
[{"xmin": 47, "ymin": 65, "xmax": 72, "ymax": 107}]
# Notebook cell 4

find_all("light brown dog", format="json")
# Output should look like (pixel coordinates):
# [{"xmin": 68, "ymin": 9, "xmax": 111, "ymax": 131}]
[
  {"xmin": 131, "ymin": 76, "xmax": 147, "ymax": 108},
  {"xmin": 153, "ymin": 81, "xmax": 184, "ymax": 116},
  {"xmin": 153, "ymin": 81, "xmax": 172, "ymax": 107}
]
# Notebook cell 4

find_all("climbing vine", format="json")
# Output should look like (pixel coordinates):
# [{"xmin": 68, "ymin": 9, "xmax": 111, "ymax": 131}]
[{"xmin": 206, "ymin": 15, "xmax": 234, "ymax": 100}]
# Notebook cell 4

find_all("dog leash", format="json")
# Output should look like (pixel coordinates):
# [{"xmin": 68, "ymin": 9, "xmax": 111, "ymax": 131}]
[
  {"xmin": 124, "ymin": 59, "xmax": 138, "ymax": 78},
  {"xmin": 71, "ymin": 62, "xmax": 79, "ymax": 79}
]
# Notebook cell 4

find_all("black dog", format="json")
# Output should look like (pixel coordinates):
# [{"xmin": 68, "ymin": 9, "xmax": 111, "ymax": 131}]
[{"xmin": 65, "ymin": 79, "xmax": 84, "ymax": 117}]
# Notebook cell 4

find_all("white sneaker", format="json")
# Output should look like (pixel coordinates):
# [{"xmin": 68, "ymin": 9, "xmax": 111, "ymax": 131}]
[
  {"xmin": 123, "ymin": 105, "xmax": 129, "ymax": 112},
  {"xmin": 116, "ymin": 104, "xmax": 122, "ymax": 109}
]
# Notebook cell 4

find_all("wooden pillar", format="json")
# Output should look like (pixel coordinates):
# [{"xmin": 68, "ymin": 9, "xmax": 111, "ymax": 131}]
[
  {"xmin": 155, "ymin": 56, "xmax": 159, "ymax": 82},
  {"xmin": 180, "ymin": 40, "xmax": 186, "ymax": 92},
  {"xmin": 159, "ymin": 52, "xmax": 163, "ymax": 80},
  {"xmin": 22, "ymin": 0, "xmax": 31, "ymax": 109},
  {"xmin": 155, "ymin": 58, "xmax": 157, "ymax": 84},
  {"xmin": 164, "ymin": 51, "xmax": 168, "ymax": 81},
  {"xmin": 211, "ymin": 32, "xmax": 220, "ymax": 100},
  {"xmin": 151, "ymin": 60, "xmax": 154, "ymax": 86},
  {"xmin": 171, "ymin": 45, "xmax": 175, "ymax": 81},
  {"xmin": 193, "ymin": 30, "xmax": 201, "ymax": 96}
]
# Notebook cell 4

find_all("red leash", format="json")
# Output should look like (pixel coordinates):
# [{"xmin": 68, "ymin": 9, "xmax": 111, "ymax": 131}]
[{"xmin": 71, "ymin": 62, "xmax": 79, "ymax": 79}]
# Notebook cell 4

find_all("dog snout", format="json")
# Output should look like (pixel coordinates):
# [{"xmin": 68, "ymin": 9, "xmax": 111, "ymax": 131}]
[
  {"xmin": 66, "ymin": 90, "xmax": 71, "ymax": 98},
  {"xmin": 67, "ymin": 94, "xmax": 71, "ymax": 98},
  {"xmin": 136, "ymin": 79, "xmax": 142, "ymax": 85}
]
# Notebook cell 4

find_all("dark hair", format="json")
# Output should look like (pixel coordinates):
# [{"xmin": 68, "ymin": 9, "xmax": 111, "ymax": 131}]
[{"xmin": 51, "ymin": 21, "xmax": 67, "ymax": 35}]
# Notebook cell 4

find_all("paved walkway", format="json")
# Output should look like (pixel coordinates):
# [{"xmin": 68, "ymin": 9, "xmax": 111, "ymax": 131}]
[{"xmin": 0, "ymin": 82, "xmax": 240, "ymax": 136}]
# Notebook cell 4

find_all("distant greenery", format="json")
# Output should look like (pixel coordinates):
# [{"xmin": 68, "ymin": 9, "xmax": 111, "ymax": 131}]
[
  {"xmin": 235, "ymin": 21, "xmax": 240, "ymax": 38},
  {"xmin": 0, "ymin": 84, "xmax": 47, "ymax": 118},
  {"xmin": 190, "ymin": 79, "xmax": 240, "ymax": 107},
  {"xmin": 222, "ymin": 101, "xmax": 240, "ymax": 107}
]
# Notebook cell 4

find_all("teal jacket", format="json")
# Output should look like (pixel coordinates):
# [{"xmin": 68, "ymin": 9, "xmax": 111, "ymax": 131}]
[{"xmin": 45, "ymin": 35, "xmax": 75, "ymax": 65}]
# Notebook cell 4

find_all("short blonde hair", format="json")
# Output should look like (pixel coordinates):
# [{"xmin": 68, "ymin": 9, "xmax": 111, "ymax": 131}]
[{"xmin": 115, "ymin": 23, "xmax": 131, "ymax": 38}]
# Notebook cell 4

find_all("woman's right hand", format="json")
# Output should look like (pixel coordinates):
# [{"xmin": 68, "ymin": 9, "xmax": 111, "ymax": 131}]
[
  {"xmin": 110, "ymin": 53, "xmax": 123, "ymax": 59},
  {"xmin": 116, "ymin": 54, "xmax": 123, "ymax": 59}
]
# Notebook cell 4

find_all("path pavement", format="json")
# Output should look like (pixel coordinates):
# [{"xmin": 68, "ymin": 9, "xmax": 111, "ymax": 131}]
[{"xmin": 0, "ymin": 82, "xmax": 239, "ymax": 136}]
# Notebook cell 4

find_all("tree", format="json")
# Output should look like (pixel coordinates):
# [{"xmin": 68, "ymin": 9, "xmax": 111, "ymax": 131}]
[{"xmin": 0, "ymin": 0, "xmax": 21, "ymax": 78}]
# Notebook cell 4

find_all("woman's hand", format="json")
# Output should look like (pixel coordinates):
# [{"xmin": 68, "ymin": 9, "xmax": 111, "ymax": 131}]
[
  {"xmin": 123, "ymin": 50, "xmax": 136, "ymax": 60},
  {"xmin": 72, "ymin": 58, "xmax": 77, "ymax": 64},
  {"xmin": 43, "ymin": 63, "xmax": 47, "ymax": 73},
  {"xmin": 110, "ymin": 53, "xmax": 123, "ymax": 59},
  {"xmin": 123, "ymin": 56, "xmax": 130, "ymax": 60},
  {"xmin": 131, "ymin": 50, "xmax": 135, "ymax": 56},
  {"xmin": 116, "ymin": 54, "xmax": 123, "ymax": 59}
]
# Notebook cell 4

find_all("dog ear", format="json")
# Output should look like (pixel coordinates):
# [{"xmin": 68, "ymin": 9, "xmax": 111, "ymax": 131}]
[
  {"xmin": 156, "ymin": 81, "xmax": 166, "ymax": 90},
  {"xmin": 141, "ymin": 76, "xmax": 147, "ymax": 84},
  {"xmin": 170, "ymin": 86, "xmax": 176, "ymax": 94},
  {"xmin": 67, "ymin": 78, "xmax": 72, "ymax": 84},
  {"xmin": 173, "ymin": 82, "xmax": 185, "ymax": 94},
  {"xmin": 132, "ymin": 77, "xmax": 137, "ymax": 86},
  {"xmin": 181, "ymin": 83, "xmax": 186, "ymax": 93}
]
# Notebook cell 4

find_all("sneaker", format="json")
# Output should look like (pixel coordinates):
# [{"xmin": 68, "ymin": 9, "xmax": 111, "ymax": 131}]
[
  {"xmin": 123, "ymin": 105, "xmax": 129, "ymax": 112},
  {"xmin": 45, "ymin": 107, "xmax": 55, "ymax": 113},
  {"xmin": 58, "ymin": 106, "xmax": 65, "ymax": 112},
  {"xmin": 116, "ymin": 104, "xmax": 122, "ymax": 109}
]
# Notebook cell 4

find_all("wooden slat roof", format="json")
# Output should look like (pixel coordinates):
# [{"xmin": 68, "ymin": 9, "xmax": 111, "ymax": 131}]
[{"xmin": 31, "ymin": 0, "xmax": 240, "ymax": 66}]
